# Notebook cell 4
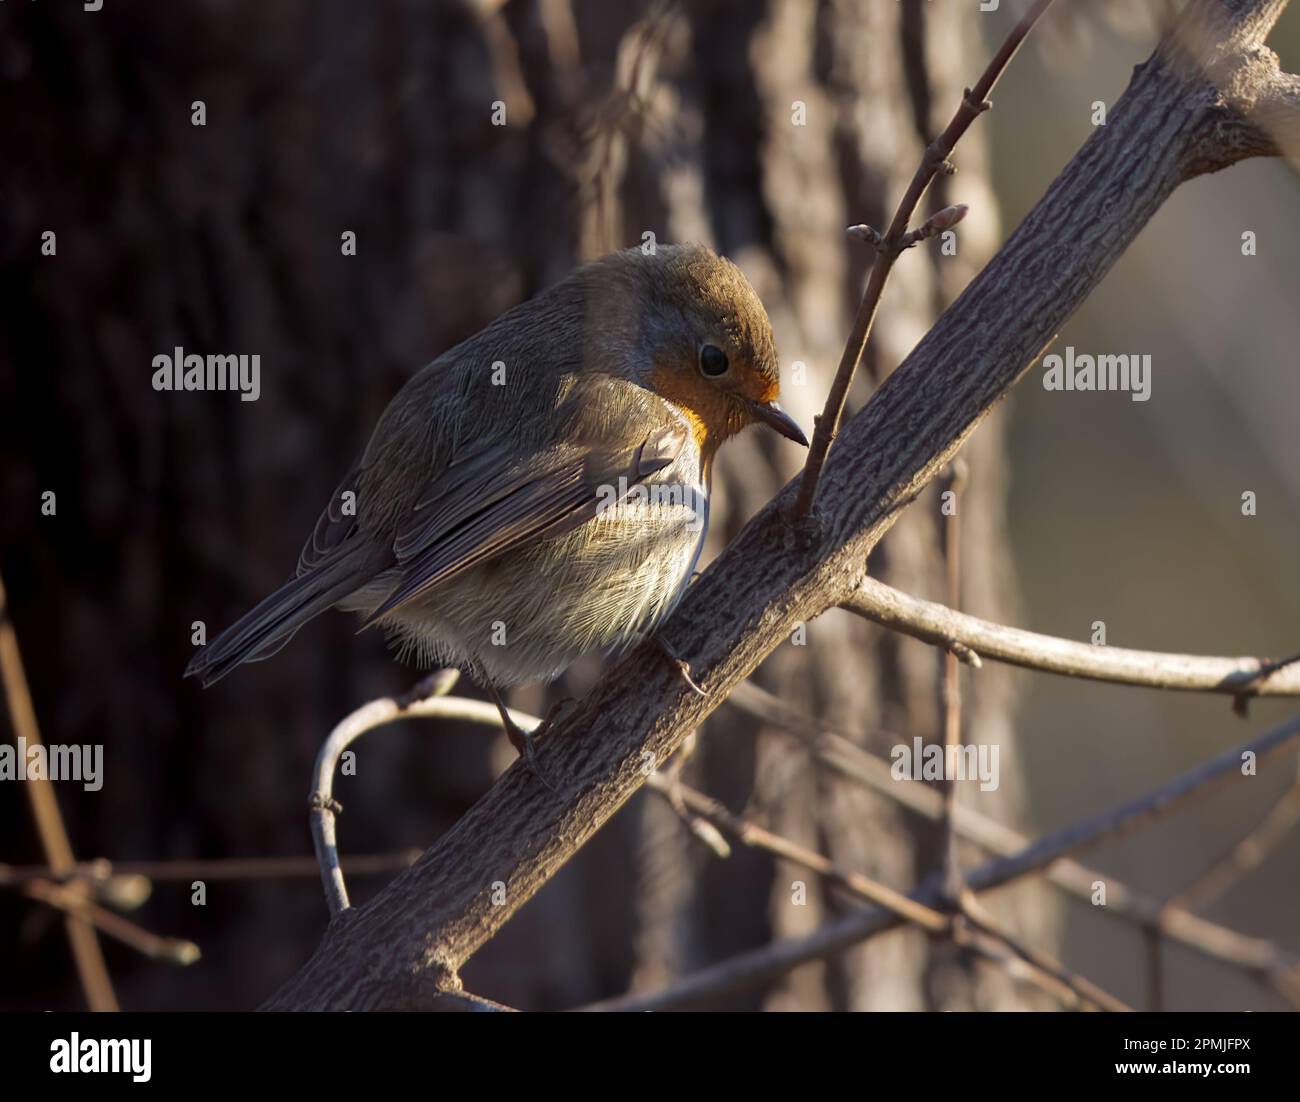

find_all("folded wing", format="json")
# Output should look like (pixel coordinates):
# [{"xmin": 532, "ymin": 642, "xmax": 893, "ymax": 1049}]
[{"xmin": 361, "ymin": 419, "xmax": 688, "ymax": 625}]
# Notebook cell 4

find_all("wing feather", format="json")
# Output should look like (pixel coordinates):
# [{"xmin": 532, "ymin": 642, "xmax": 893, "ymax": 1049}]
[
  {"xmin": 296, "ymin": 464, "xmax": 363, "ymax": 577},
  {"xmin": 362, "ymin": 420, "xmax": 687, "ymax": 625}
]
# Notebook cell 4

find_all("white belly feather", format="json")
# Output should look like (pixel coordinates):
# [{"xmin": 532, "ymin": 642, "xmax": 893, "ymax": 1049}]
[{"xmin": 378, "ymin": 435, "xmax": 710, "ymax": 687}]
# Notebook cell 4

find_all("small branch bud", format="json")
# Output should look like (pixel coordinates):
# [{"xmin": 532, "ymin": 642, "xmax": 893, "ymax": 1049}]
[
  {"xmin": 947, "ymin": 639, "xmax": 983, "ymax": 668},
  {"xmin": 901, "ymin": 204, "xmax": 969, "ymax": 249},
  {"xmin": 846, "ymin": 223, "xmax": 885, "ymax": 250},
  {"xmin": 685, "ymin": 818, "xmax": 732, "ymax": 859}
]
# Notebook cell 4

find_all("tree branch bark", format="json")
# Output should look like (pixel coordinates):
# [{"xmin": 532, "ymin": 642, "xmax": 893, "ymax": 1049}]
[
  {"xmin": 264, "ymin": 0, "xmax": 1299, "ymax": 1011},
  {"xmin": 844, "ymin": 576, "xmax": 1300, "ymax": 699}
]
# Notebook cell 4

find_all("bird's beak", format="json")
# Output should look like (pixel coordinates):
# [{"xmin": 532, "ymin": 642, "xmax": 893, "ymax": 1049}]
[{"xmin": 747, "ymin": 399, "xmax": 808, "ymax": 447}]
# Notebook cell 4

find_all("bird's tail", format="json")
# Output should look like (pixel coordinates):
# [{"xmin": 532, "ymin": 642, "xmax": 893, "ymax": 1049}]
[{"xmin": 184, "ymin": 547, "xmax": 374, "ymax": 688}]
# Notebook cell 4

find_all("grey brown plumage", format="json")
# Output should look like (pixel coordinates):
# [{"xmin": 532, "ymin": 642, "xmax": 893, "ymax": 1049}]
[{"xmin": 185, "ymin": 244, "xmax": 804, "ymax": 692}]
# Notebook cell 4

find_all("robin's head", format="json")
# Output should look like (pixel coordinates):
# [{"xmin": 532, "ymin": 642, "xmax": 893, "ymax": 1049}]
[{"xmin": 592, "ymin": 244, "xmax": 806, "ymax": 456}]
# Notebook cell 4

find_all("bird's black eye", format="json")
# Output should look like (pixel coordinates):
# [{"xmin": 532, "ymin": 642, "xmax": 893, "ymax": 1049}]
[{"xmin": 699, "ymin": 343, "xmax": 729, "ymax": 377}]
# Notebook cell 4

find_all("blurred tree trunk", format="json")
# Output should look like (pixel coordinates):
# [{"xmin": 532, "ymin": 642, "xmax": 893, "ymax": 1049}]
[{"xmin": 0, "ymin": 0, "xmax": 1056, "ymax": 1010}]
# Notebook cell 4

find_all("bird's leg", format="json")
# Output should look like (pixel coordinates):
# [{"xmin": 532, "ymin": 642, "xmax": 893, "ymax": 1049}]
[
  {"xmin": 487, "ymin": 686, "xmax": 559, "ymax": 792},
  {"xmin": 654, "ymin": 636, "xmax": 707, "ymax": 697}
]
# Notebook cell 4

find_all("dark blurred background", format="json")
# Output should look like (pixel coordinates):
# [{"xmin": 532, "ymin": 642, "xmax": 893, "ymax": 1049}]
[{"xmin": 1, "ymin": 0, "xmax": 1296, "ymax": 1011}]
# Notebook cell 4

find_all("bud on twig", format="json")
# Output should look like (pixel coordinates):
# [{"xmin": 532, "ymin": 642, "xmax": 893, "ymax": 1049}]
[
  {"xmin": 846, "ymin": 223, "xmax": 885, "ymax": 251},
  {"xmin": 901, "ymin": 204, "xmax": 969, "ymax": 249}
]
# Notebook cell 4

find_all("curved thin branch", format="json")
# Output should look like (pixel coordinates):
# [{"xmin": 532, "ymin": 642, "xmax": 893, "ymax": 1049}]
[{"xmin": 309, "ymin": 670, "xmax": 541, "ymax": 916}]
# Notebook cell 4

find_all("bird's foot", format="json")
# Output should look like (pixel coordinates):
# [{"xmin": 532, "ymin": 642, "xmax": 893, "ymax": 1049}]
[
  {"xmin": 490, "ymin": 690, "xmax": 570, "ymax": 793},
  {"xmin": 506, "ymin": 721, "xmax": 556, "ymax": 792},
  {"xmin": 654, "ymin": 636, "xmax": 706, "ymax": 697}
]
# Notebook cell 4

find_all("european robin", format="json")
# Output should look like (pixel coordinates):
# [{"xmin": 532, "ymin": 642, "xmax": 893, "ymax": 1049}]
[{"xmin": 185, "ymin": 243, "xmax": 806, "ymax": 765}]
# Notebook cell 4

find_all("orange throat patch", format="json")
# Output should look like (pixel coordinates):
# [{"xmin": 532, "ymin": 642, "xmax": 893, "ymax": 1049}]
[{"xmin": 649, "ymin": 366, "xmax": 732, "ymax": 460}]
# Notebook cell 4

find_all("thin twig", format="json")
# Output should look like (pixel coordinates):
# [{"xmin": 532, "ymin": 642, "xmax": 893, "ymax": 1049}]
[
  {"xmin": 955, "ymin": 923, "xmax": 1115, "ymax": 1010},
  {"xmin": 644, "ymin": 774, "xmax": 1126, "ymax": 1011},
  {"xmin": 0, "ymin": 571, "xmax": 118, "ymax": 1011},
  {"xmin": 1164, "ymin": 758, "xmax": 1300, "ymax": 914},
  {"xmin": 843, "ymin": 576, "xmax": 1300, "ymax": 700},
  {"xmin": 939, "ymin": 461, "xmax": 967, "ymax": 899},
  {"xmin": 792, "ymin": 0, "xmax": 1056, "ymax": 518},
  {"xmin": 1234, "ymin": 651, "xmax": 1300, "ymax": 713},
  {"xmin": 22, "ymin": 879, "xmax": 200, "ymax": 966},
  {"xmin": 0, "ymin": 851, "xmax": 423, "ymax": 888},
  {"xmin": 652, "ymin": 746, "xmax": 732, "ymax": 858},
  {"xmin": 956, "ymin": 891, "xmax": 1131, "ymax": 1013},
  {"xmin": 646, "ymin": 774, "xmax": 947, "ymax": 933}
]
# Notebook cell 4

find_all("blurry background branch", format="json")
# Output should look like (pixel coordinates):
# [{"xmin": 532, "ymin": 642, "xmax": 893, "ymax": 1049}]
[
  {"xmin": 18, "ymin": 879, "xmax": 199, "ymax": 968},
  {"xmin": 0, "ymin": 572, "xmax": 118, "ymax": 1011},
  {"xmin": 0, "ymin": 852, "xmax": 421, "ymax": 891},
  {"xmin": 644, "ymin": 770, "xmax": 1129, "ymax": 1011},
  {"xmin": 726, "ymin": 681, "xmax": 1300, "ymax": 1005},
  {"xmin": 587, "ymin": 710, "xmax": 1300, "ymax": 1011},
  {"xmin": 1163, "ymin": 757, "xmax": 1300, "ymax": 914}
]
